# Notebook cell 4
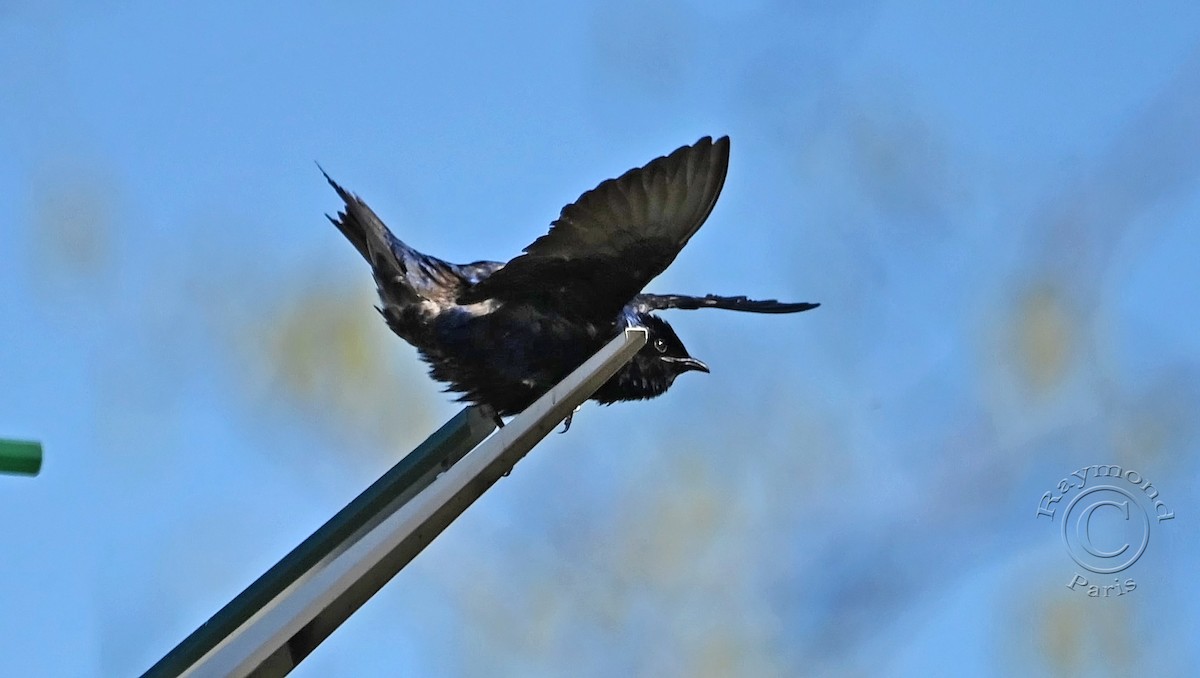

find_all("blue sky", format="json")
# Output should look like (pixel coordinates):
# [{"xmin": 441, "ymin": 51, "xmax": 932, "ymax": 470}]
[{"xmin": 3, "ymin": 2, "xmax": 1199, "ymax": 676}]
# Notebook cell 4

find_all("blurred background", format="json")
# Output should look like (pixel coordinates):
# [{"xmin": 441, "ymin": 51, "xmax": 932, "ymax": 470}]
[{"xmin": 3, "ymin": 1, "xmax": 1199, "ymax": 675}]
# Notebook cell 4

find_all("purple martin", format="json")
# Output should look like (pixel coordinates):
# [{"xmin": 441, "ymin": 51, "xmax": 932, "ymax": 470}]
[{"xmin": 323, "ymin": 136, "xmax": 818, "ymax": 428}]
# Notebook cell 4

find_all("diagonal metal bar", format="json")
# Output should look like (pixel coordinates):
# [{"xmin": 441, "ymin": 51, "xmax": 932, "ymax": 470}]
[
  {"xmin": 143, "ymin": 327, "xmax": 647, "ymax": 678},
  {"xmin": 141, "ymin": 406, "xmax": 496, "ymax": 678}
]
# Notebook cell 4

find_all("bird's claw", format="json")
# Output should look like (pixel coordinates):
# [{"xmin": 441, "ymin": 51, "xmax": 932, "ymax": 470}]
[
  {"xmin": 483, "ymin": 405, "xmax": 504, "ymax": 429},
  {"xmin": 558, "ymin": 405, "xmax": 583, "ymax": 433}
]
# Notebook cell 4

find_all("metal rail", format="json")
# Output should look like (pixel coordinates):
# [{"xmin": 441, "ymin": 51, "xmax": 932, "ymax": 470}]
[{"xmin": 142, "ymin": 328, "xmax": 648, "ymax": 677}]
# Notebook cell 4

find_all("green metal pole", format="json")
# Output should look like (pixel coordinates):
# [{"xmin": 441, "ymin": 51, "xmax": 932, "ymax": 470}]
[
  {"xmin": 141, "ymin": 406, "xmax": 496, "ymax": 678},
  {"xmin": 0, "ymin": 438, "xmax": 42, "ymax": 476},
  {"xmin": 143, "ymin": 328, "xmax": 647, "ymax": 677}
]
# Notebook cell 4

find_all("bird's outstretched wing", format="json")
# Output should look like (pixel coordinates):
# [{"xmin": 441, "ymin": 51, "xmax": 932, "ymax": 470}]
[
  {"xmin": 632, "ymin": 293, "xmax": 819, "ymax": 314},
  {"xmin": 459, "ymin": 136, "xmax": 731, "ymax": 321}
]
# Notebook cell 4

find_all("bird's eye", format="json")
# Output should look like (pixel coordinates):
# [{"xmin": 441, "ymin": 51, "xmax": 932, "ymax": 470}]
[{"xmin": 653, "ymin": 338, "xmax": 667, "ymax": 353}]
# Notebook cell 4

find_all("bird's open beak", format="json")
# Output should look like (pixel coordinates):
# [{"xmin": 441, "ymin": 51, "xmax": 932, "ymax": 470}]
[{"xmin": 666, "ymin": 356, "xmax": 710, "ymax": 374}]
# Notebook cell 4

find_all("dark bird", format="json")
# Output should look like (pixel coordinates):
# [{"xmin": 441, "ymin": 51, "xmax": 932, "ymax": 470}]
[{"xmin": 323, "ymin": 136, "xmax": 817, "ymax": 429}]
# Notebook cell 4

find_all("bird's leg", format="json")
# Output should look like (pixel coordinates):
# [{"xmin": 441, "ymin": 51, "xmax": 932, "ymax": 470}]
[
  {"xmin": 558, "ymin": 405, "xmax": 583, "ymax": 434},
  {"xmin": 482, "ymin": 404, "xmax": 504, "ymax": 429}
]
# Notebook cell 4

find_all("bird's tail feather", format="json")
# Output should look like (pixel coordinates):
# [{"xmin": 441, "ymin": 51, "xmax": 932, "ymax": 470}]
[{"xmin": 320, "ymin": 166, "xmax": 443, "ymax": 305}]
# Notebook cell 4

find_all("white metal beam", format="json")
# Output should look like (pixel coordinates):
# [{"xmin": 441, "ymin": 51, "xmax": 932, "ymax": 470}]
[{"xmin": 174, "ymin": 327, "xmax": 647, "ymax": 677}]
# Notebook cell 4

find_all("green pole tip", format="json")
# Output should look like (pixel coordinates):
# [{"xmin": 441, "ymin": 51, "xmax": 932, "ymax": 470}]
[{"xmin": 0, "ymin": 439, "xmax": 42, "ymax": 476}]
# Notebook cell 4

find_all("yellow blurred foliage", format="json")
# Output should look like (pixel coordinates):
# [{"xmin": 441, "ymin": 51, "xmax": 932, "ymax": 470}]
[
  {"xmin": 234, "ymin": 280, "xmax": 439, "ymax": 457},
  {"xmin": 1015, "ymin": 286, "xmax": 1075, "ymax": 392}
]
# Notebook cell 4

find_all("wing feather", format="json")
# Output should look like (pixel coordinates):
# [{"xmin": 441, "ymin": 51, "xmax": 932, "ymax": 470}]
[
  {"xmin": 459, "ymin": 136, "xmax": 731, "ymax": 320},
  {"xmin": 633, "ymin": 293, "xmax": 819, "ymax": 314}
]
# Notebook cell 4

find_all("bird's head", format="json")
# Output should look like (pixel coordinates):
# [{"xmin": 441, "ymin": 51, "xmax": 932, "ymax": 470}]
[
  {"xmin": 639, "ymin": 313, "xmax": 709, "ymax": 378},
  {"xmin": 593, "ymin": 313, "xmax": 709, "ymax": 404}
]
